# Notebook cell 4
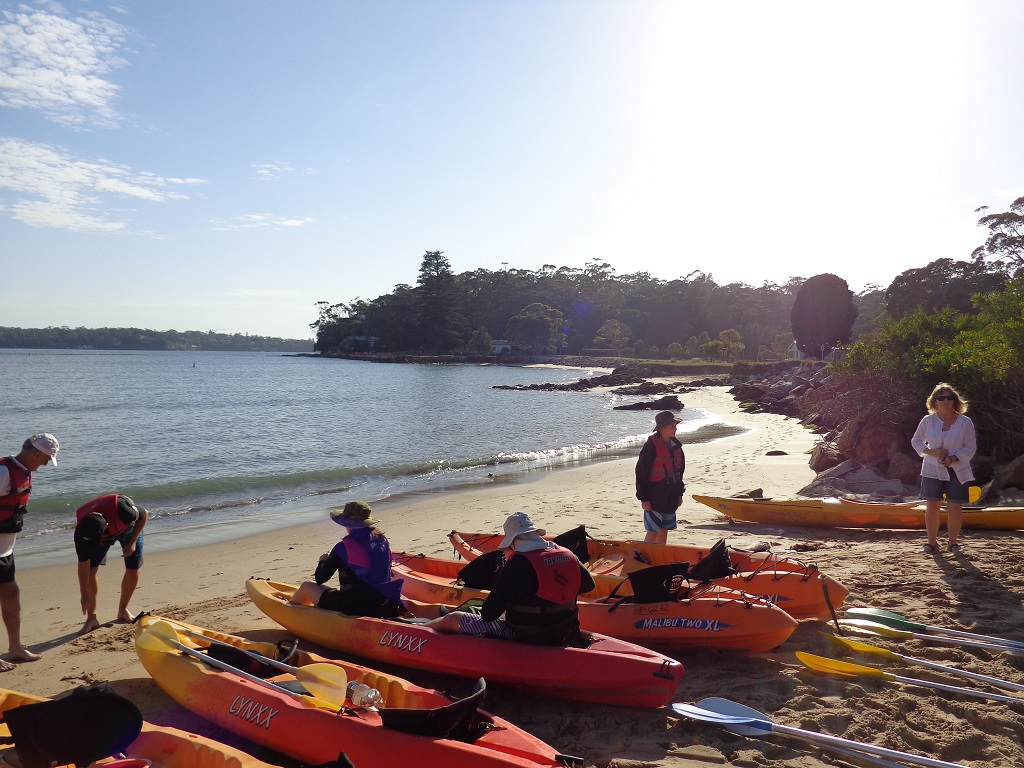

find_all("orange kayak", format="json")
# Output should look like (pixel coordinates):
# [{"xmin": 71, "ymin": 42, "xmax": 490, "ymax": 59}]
[
  {"xmin": 447, "ymin": 532, "xmax": 848, "ymax": 620},
  {"xmin": 246, "ymin": 578, "xmax": 682, "ymax": 708},
  {"xmin": 393, "ymin": 552, "xmax": 798, "ymax": 653},
  {"xmin": 693, "ymin": 494, "xmax": 1024, "ymax": 529},
  {"xmin": 0, "ymin": 684, "xmax": 276, "ymax": 768},
  {"xmin": 134, "ymin": 614, "xmax": 577, "ymax": 768}
]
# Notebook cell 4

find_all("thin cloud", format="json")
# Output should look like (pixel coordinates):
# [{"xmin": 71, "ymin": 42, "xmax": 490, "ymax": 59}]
[
  {"xmin": 210, "ymin": 213, "xmax": 314, "ymax": 231},
  {"xmin": 0, "ymin": 4, "xmax": 130, "ymax": 127},
  {"xmin": 0, "ymin": 137, "xmax": 207, "ymax": 232},
  {"xmin": 253, "ymin": 162, "xmax": 295, "ymax": 181}
]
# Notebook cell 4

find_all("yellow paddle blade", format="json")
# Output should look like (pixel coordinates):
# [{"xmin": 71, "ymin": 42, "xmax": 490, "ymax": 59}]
[
  {"xmin": 796, "ymin": 652, "xmax": 895, "ymax": 681},
  {"xmin": 827, "ymin": 634, "xmax": 901, "ymax": 661},
  {"xmin": 136, "ymin": 620, "xmax": 181, "ymax": 652},
  {"xmin": 295, "ymin": 663, "xmax": 349, "ymax": 706},
  {"xmin": 839, "ymin": 618, "xmax": 914, "ymax": 639}
]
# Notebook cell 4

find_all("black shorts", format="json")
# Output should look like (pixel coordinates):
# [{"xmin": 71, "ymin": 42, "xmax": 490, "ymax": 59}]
[
  {"xmin": 75, "ymin": 531, "xmax": 144, "ymax": 570},
  {"xmin": 0, "ymin": 554, "xmax": 14, "ymax": 585},
  {"xmin": 317, "ymin": 586, "xmax": 403, "ymax": 618}
]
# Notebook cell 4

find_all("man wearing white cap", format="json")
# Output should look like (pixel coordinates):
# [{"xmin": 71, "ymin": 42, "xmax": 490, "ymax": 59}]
[
  {"xmin": 0, "ymin": 433, "xmax": 59, "ymax": 669},
  {"xmin": 429, "ymin": 512, "xmax": 595, "ymax": 646}
]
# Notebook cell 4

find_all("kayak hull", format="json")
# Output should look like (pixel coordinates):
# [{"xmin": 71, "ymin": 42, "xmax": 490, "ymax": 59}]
[
  {"xmin": 246, "ymin": 578, "xmax": 682, "ymax": 708},
  {"xmin": 446, "ymin": 533, "xmax": 847, "ymax": 620},
  {"xmin": 393, "ymin": 553, "xmax": 798, "ymax": 653},
  {"xmin": 134, "ymin": 615, "xmax": 569, "ymax": 768},
  {"xmin": 693, "ymin": 494, "xmax": 1024, "ymax": 530}
]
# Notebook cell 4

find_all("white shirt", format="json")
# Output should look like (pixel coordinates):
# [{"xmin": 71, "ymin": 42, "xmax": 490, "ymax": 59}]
[
  {"xmin": 911, "ymin": 413, "xmax": 976, "ymax": 484},
  {"xmin": 0, "ymin": 457, "xmax": 23, "ymax": 558}
]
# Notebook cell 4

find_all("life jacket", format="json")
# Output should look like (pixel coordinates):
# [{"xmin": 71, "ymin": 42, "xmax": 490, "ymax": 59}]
[
  {"xmin": 515, "ymin": 544, "xmax": 582, "ymax": 606},
  {"xmin": 648, "ymin": 436, "xmax": 683, "ymax": 484},
  {"xmin": 330, "ymin": 528, "xmax": 403, "ymax": 604},
  {"xmin": 76, "ymin": 494, "xmax": 134, "ymax": 540},
  {"xmin": 0, "ymin": 457, "xmax": 31, "ymax": 533}
]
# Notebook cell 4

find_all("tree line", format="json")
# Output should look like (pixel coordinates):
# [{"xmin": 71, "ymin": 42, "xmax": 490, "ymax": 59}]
[{"xmin": 0, "ymin": 327, "xmax": 313, "ymax": 353}]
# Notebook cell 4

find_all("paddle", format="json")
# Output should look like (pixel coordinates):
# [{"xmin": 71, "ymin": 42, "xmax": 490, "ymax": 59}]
[
  {"xmin": 827, "ymin": 634, "xmax": 1024, "ymax": 693},
  {"xmin": 137, "ymin": 621, "xmax": 345, "ymax": 707},
  {"xmin": 844, "ymin": 608, "xmax": 1024, "ymax": 651},
  {"xmin": 670, "ymin": 697, "xmax": 968, "ymax": 768},
  {"xmin": 839, "ymin": 618, "xmax": 1024, "ymax": 655},
  {"xmin": 796, "ymin": 652, "xmax": 1024, "ymax": 705},
  {"xmin": 167, "ymin": 623, "xmax": 354, "ymax": 705}
]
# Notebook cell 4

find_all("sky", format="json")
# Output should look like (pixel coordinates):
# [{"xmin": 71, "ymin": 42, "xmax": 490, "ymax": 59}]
[{"xmin": 2, "ymin": 1, "xmax": 1023, "ymax": 340}]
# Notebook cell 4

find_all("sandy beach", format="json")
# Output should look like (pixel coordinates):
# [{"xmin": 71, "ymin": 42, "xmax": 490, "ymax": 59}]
[{"xmin": 6, "ymin": 384, "xmax": 1024, "ymax": 767}]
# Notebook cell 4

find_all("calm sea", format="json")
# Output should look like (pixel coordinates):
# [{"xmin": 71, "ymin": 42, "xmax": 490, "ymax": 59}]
[{"xmin": 2, "ymin": 349, "xmax": 732, "ymax": 567}]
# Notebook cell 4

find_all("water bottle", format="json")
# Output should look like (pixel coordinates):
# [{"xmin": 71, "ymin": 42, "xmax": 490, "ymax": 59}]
[{"xmin": 346, "ymin": 681, "xmax": 383, "ymax": 708}]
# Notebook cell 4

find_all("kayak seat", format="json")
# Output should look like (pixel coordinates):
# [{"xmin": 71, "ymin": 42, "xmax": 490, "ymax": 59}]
[
  {"xmin": 456, "ymin": 551, "xmax": 505, "ymax": 590},
  {"xmin": 551, "ymin": 525, "xmax": 590, "ymax": 564},
  {"xmin": 0, "ymin": 685, "xmax": 142, "ymax": 768},
  {"xmin": 379, "ymin": 677, "xmax": 486, "ymax": 740},
  {"xmin": 687, "ymin": 539, "xmax": 738, "ymax": 582},
  {"xmin": 606, "ymin": 562, "xmax": 691, "ymax": 611}
]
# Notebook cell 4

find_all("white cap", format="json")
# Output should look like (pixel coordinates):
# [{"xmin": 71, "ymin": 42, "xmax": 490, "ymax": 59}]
[
  {"xmin": 498, "ymin": 512, "xmax": 547, "ymax": 550},
  {"xmin": 29, "ymin": 433, "xmax": 59, "ymax": 466}
]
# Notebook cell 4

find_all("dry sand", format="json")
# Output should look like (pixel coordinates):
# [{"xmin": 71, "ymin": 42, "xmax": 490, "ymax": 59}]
[{"xmin": 5, "ymin": 385, "xmax": 1024, "ymax": 767}]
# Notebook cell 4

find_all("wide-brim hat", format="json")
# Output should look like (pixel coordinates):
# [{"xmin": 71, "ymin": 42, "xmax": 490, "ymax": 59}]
[
  {"xmin": 330, "ymin": 500, "xmax": 379, "ymax": 527},
  {"xmin": 498, "ymin": 512, "xmax": 547, "ymax": 549},
  {"xmin": 653, "ymin": 410, "xmax": 682, "ymax": 432}
]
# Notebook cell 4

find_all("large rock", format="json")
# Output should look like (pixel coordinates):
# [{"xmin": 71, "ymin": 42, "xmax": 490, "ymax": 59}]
[
  {"xmin": 834, "ymin": 409, "xmax": 907, "ymax": 464},
  {"xmin": 798, "ymin": 459, "xmax": 915, "ymax": 500},
  {"xmin": 809, "ymin": 442, "xmax": 845, "ymax": 473},
  {"xmin": 886, "ymin": 451, "xmax": 922, "ymax": 484}
]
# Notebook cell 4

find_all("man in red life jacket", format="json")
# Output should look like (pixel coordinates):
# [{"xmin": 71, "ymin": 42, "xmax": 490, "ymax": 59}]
[
  {"xmin": 74, "ymin": 494, "xmax": 148, "ymax": 635},
  {"xmin": 0, "ymin": 433, "xmax": 59, "ymax": 670},
  {"xmin": 429, "ymin": 512, "xmax": 596, "ymax": 646},
  {"xmin": 635, "ymin": 410, "xmax": 686, "ymax": 544}
]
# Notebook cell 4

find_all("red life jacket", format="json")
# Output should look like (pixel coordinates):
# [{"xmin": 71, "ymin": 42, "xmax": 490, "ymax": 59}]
[
  {"xmin": 648, "ymin": 435, "xmax": 683, "ymax": 483},
  {"xmin": 516, "ymin": 544, "xmax": 582, "ymax": 606},
  {"xmin": 76, "ymin": 494, "xmax": 133, "ymax": 540},
  {"xmin": 0, "ymin": 457, "xmax": 31, "ymax": 533}
]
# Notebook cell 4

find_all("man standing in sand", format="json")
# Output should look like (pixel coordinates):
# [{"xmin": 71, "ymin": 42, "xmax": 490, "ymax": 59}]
[
  {"xmin": 635, "ymin": 411, "xmax": 685, "ymax": 545},
  {"xmin": 0, "ymin": 433, "xmax": 60, "ymax": 670},
  {"xmin": 74, "ymin": 493, "xmax": 148, "ymax": 634}
]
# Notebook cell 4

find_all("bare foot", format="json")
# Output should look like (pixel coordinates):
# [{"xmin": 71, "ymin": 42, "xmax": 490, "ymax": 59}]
[
  {"xmin": 78, "ymin": 616, "xmax": 102, "ymax": 635},
  {"xmin": 114, "ymin": 609, "xmax": 135, "ymax": 625},
  {"xmin": 7, "ymin": 648, "xmax": 41, "ymax": 662},
  {"xmin": 0, "ymin": 659, "xmax": 15, "ymax": 673}
]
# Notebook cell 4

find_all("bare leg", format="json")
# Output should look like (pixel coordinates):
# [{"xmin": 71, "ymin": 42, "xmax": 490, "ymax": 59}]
[
  {"xmin": 288, "ymin": 581, "xmax": 329, "ymax": 606},
  {"xmin": 946, "ymin": 503, "xmax": 963, "ymax": 547},
  {"xmin": 116, "ymin": 568, "xmax": 140, "ymax": 623},
  {"xmin": 425, "ymin": 611, "xmax": 467, "ymax": 633},
  {"xmin": 924, "ymin": 499, "xmax": 942, "ymax": 549},
  {"xmin": 1, "ymin": 581, "xmax": 40, "ymax": 662},
  {"xmin": 79, "ymin": 567, "xmax": 101, "ymax": 634}
]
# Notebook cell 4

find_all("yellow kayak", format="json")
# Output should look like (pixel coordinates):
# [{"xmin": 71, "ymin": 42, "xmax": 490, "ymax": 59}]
[
  {"xmin": 694, "ymin": 494, "xmax": 1024, "ymax": 530},
  {"xmin": 0, "ymin": 684, "xmax": 275, "ymax": 768}
]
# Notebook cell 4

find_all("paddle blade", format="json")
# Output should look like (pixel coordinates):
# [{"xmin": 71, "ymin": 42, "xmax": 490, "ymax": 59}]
[
  {"xmin": 844, "ymin": 608, "xmax": 921, "ymax": 632},
  {"xmin": 796, "ymin": 652, "xmax": 893, "ymax": 680},
  {"xmin": 839, "ymin": 618, "xmax": 914, "ymax": 639},
  {"xmin": 669, "ymin": 702, "xmax": 771, "ymax": 736},
  {"xmin": 295, "ymin": 663, "xmax": 349, "ymax": 707},
  {"xmin": 136, "ymin": 621, "xmax": 182, "ymax": 652},
  {"xmin": 827, "ymin": 634, "xmax": 901, "ymax": 660}
]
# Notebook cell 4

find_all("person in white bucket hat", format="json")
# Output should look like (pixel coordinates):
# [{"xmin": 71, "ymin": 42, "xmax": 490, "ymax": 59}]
[
  {"xmin": 428, "ymin": 512, "xmax": 595, "ymax": 646},
  {"xmin": 0, "ymin": 433, "xmax": 60, "ymax": 669}
]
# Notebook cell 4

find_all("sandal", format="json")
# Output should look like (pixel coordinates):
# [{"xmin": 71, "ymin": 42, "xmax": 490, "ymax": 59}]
[
  {"xmin": 922, "ymin": 543, "xmax": 938, "ymax": 554},
  {"xmin": 949, "ymin": 542, "xmax": 962, "ymax": 552}
]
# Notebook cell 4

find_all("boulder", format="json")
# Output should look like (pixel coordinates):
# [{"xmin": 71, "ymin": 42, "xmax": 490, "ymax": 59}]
[
  {"xmin": 885, "ymin": 451, "xmax": 922, "ymax": 484},
  {"xmin": 613, "ymin": 395, "xmax": 684, "ymax": 411},
  {"xmin": 834, "ymin": 409, "xmax": 907, "ymax": 464},
  {"xmin": 809, "ymin": 442, "xmax": 845, "ymax": 473}
]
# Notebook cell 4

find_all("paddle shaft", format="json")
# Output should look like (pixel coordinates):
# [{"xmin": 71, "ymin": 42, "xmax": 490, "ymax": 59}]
[
  {"xmin": 176, "ymin": 626, "xmax": 301, "ymax": 674},
  {"xmin": 157, "ymin": 633, "xmax": 327, "ymax": 704},
  {"xmin": 672, "ymin": 704, "xmax": 968, "ymax": 768},
  {"xmin": 887, "ymin": 672, "xmax": 1024, "ymax": 704},
  {"xmin": 845, "ymin": 609, "xmax": 1024, "ymax": 650},
  {"xmin": 840, "ymin": 620, "xmax": 1024, "ymax": 655}
]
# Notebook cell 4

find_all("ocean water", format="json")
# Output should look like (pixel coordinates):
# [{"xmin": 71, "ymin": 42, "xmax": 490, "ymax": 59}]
[{"xmin": 1, "ymin": 349, "xmax": 733, "ymax": 567}]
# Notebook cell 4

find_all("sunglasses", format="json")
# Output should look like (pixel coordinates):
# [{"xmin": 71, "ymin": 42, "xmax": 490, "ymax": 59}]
[{"xmin": 935, "ymin": 395, "xmax": 957, "ymax": 401}]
